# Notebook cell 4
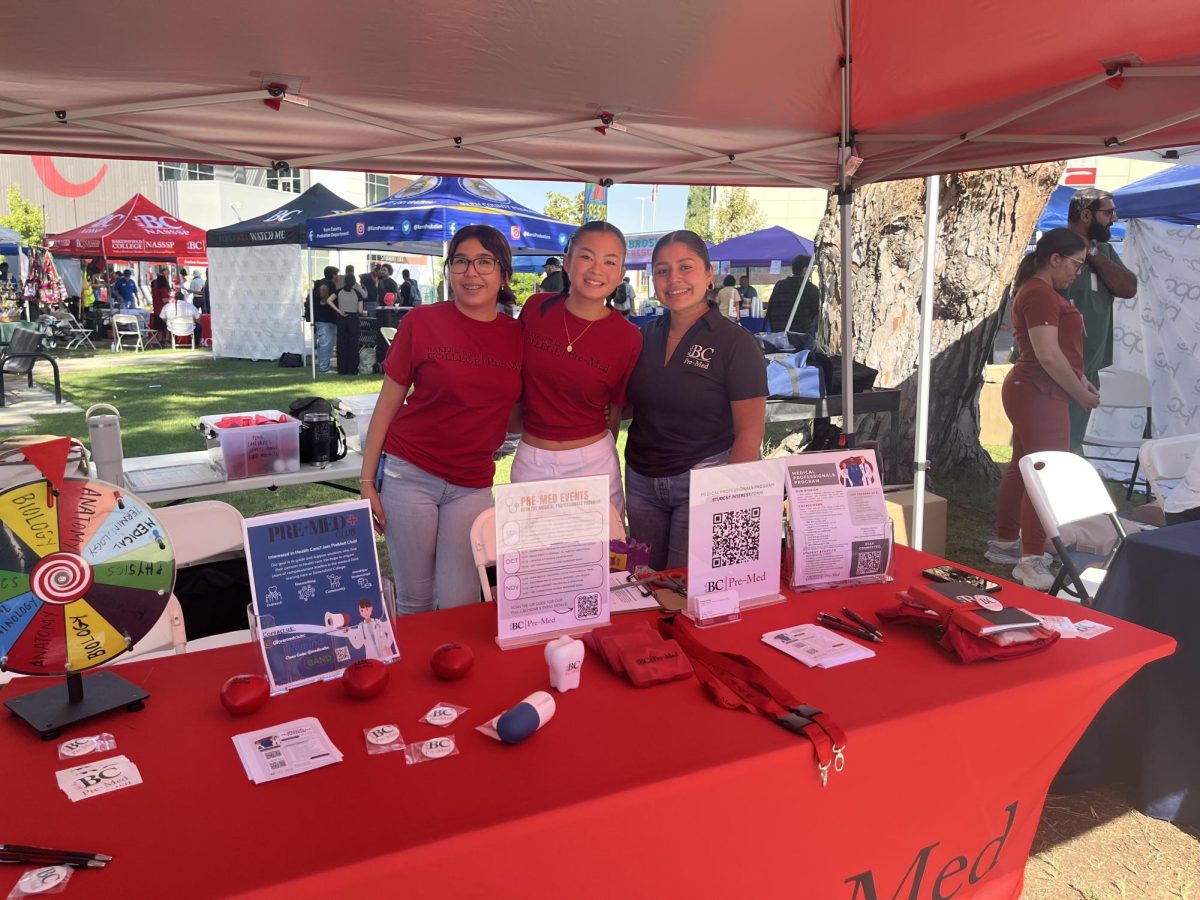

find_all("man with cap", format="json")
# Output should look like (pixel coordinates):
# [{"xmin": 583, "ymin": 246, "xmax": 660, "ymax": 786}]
[
  {"xmin": 112, "ymin": 269, "xmax": 144, "ymax": 309},
  {"xmin": 1063, "ymin": 188, "xmax": 1137, "ymax": 449},
  {"xmin": 540, "ymin": 257, "xmax": 564, "ymax": 293}
]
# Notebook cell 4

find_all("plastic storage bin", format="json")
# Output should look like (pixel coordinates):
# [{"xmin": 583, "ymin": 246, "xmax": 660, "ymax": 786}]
[
  {"xmin": 336, "ymin": 394, "xmax": 379, "ymax": 452},
  {"xmin": 199, "ymin": 410, "xmax": 301, "ymax": 480}
]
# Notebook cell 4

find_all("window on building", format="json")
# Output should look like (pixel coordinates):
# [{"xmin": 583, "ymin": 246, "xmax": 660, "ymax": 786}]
[
  {"xmin": 267, "ymin": 167, "xmax": 302, "ymax": 193},
  {"xmin": 365, "ymin": 173, "xmax": 389, "ymax": 205},
  {"xmin": 157, "ymin": 162, "xmax": 215, "ymax": 181}
]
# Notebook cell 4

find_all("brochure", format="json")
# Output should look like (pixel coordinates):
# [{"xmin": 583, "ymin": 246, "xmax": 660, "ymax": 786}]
[
  {"xmin": 232, "ymin": 717, "xmax": 343, "ymax": 784},
  {"xmin": 243, "ymin": 499, "xmax": 398, "ymax": 693}
]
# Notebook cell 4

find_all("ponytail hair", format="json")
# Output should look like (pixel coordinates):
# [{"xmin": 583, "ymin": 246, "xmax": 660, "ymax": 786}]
[
  {"xmin": 1014, "ymin": 227, "xmax": 1087, "ymax": 290},
  {"xmin": 446, "ymin": 223, "xmax": 516, "ymax": 307}
]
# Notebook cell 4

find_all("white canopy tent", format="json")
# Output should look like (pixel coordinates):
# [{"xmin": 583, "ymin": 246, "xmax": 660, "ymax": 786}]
[{"xmin": 5, "ymin": 0, "xmax": 1200, "ymax": 542}]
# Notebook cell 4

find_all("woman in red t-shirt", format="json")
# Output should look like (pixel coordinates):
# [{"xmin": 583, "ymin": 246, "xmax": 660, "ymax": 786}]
[
  {"xmin": 150, "ymin": 268, "xmax": 172, "ymax": 340},
  {"xmin": 513, "ymin": 221, "xmax": 642, "ymax": 518},
  {"xmin": 359, "ymin": 225, "xmax": 524, "ymax": 614},
  {"xmin": 992, "ymin": 228, "xmax": 1099, "ymax": 590}
]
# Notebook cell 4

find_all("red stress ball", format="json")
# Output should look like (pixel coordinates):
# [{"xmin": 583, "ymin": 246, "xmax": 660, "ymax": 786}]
[
  {"xmin": 220, "ymin": 674, "xmax": 270, "ymax": 715},
  {"xmin": 430, "ymin": 642, "xmax": 474, "ymax": 680},
  {"xmin": 343, "ymin": 658, "xmax": 390, "ymax": 698}
]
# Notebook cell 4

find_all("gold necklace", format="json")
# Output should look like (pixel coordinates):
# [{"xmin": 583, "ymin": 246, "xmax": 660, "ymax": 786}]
[{"xmin": 562, "ymin": 308, "xmax": 600, "ymax": 353}]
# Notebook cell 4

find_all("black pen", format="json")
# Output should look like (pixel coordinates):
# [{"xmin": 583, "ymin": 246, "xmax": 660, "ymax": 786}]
[
  {"xmin": 0, "ymin": 853, "xmax": 106, "ymax": 869},
  {"xmin": 817, "ymin": 612, "xmax": 884, "ymax": 644},
  {"xmin": 842, "ymin": 606, "xmax": 883, "ymax": 639},
  {"xmin": 0, "ymin": 844, "xmax": 111, "ymax": 862}
]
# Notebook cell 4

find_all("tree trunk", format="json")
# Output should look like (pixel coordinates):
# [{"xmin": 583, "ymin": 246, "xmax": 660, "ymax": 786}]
[{"xmin": 812, "ymin": 164, "xmax": 1064, "ymax": 483}]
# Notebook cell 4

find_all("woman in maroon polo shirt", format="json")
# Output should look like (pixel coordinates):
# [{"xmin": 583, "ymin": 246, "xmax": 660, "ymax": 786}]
[
  {"xmin": 513, "ymin": 221, "xmax": 642, "ymax": 518},
  {"xmin": 992, "ymin": 227, "xmax": 1099, "ymax": 590},
  {"xmin": 359, "ymin": 225, "xmax": 524, "ymax": 614}
]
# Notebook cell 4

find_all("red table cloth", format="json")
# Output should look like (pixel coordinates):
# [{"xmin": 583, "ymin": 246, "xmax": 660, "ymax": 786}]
[{"xmin": 0, "ymin": 547, "xmax": 1173, "ymax": 898}]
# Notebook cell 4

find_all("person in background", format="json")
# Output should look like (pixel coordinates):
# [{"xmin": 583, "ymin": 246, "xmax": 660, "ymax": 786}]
[
  {"xmin": 162, "ymin": 289, "xmax": 202, "ymax": 345},
  {"xmin": 0, "ymin": 261, "xmax": 18, "ymax": 290},
  {"xmin": 624, "ymin": 230, "xmax": 768, "ymax": 569},
  {"xmin": 739, "ymin": 274, "xmax": 762, "ymax": 318},
  {"xmin": 1062, "ymin": 188, "xmax": 1137, "ymax": 449},
  {"xmin": 359, "ymin": 270, "xmax": 379, "ymax": 313},
  {"xmin": 376, "ymin": 264, "xmax": 399, "ymax": 306},
  {"xmin": 1163, "ymin": 450, "xmax": 1200, "ymax": 525},
  {"xmin": 177, "ymin": 268, "xmax": 189, "ymax": 299},
  {"xmin": 399, "ymin": 268, "xmax": 422, "ymax": 306},
  {"xmin": 611, "ymin": 276, "xmax": 634, "ymax": 318},
  {"xmin": 513, "ymin": 221, "xmax": 641, "ymax": 518},
  {"xmin": 333, "ymin": 266, "xmax": 366, "ymax": 375},
  {"xmin": 715, "ymin": 274, "xmax": 740, "ymax": 322},
  {"xmin": 189, "ymin": 269, "xmax": 207, "ymax": 313},
  {"xmin": 150, "ymin": 268, "xmax": 172, "ymax": 340},
  {"xmin": 540, "ymin": 256, "xmax": 564, "ymax": 293},
  {"xmin": 989, "ymin": 228, "xmax": 1099, "ymax": 590},
  {"xmin": 112, "ymin": 269, "xmax": 143, "ymax": 309},
  {"xmin": 312, "ymin": 265, "xmax": 339, "ymax": 374},
  {"xmin": 766, "ymin": 254, "xmax": 820, "ymax": 335},
  {"xmin": 359, "ymin": 224, "xmax": 523, "ymax": 614}
]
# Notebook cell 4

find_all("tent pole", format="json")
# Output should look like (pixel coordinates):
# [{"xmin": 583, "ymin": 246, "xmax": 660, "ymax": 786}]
[
  {"xmin": 307, "ymin": 247, "xmax": 316, "ymax": 382},
  {"xmin": 839, "ymin": 191, "xmax": 855, "ymax": 446},
  {"xmin": 912, "ymin": 175, "xmax": 939, "ymax": 551}
]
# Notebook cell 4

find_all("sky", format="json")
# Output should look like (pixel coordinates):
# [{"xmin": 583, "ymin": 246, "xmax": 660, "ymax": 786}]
[{"xmin": 491, "ymin": 179, "xmax": 688, "ymax": 236}]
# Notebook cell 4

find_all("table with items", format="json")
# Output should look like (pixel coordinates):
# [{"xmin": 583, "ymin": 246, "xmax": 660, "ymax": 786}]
[{"xmin": 0, "ymin": 546, "xmax": 1172, "ymax": 898}]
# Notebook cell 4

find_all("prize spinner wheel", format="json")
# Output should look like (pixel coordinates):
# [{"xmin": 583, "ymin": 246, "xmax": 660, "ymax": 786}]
[{"xmin": 0, "ymin": 476, "xmax": 174, "ymax": 738}]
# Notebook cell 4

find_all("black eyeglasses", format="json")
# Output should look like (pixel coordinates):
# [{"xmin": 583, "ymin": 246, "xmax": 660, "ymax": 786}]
[{"xmin": 448, "ymin": 256, "xmax": 498, "ymax": 275}]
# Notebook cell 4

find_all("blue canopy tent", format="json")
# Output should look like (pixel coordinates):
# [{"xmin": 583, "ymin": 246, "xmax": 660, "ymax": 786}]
[
  {"xmin": 1035, "ymin": 185, "xmax": 1128, "ymax": 239},
  {"xmin": 0, "ymin": 224, "xmax": 22, "ymax": 260},
  {"xmin": 707, "ymin": 225, "xmax": 814, "ymax": 267},
  {"xmin": 1112, "ymin": 164, "xmax": 1200, "ymax": 225},
  {"xmin": 306, "ymin": 175, "xmax": 576, "ymax": 257}
]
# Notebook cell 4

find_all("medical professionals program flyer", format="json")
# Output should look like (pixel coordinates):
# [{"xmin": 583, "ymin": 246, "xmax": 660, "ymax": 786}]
[{"xmin": 243, "ymin": 500, "xmax": 397, "ymax": 692}]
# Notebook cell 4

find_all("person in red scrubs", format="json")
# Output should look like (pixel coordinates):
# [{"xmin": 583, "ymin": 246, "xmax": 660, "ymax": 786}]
[
  {"xmin": 992, "ymin": 228, "xmax": 1099, "ymax": 590},
  {"xmin": 359, "ymin": 225, "xmax": 524, "ymax": 614}
]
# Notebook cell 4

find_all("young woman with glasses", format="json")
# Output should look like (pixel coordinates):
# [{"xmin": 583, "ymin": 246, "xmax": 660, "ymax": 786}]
[
  {"xmin": 359, "ymin": 224, "xmax": 523, "ymax": 614},
  {"xmin": 990, "ymin": 227, "xmax": 1100, "ymax": 590},
  {"xmin": 511, "ymin": 221, "xmax": 642, "ymax": 519}
]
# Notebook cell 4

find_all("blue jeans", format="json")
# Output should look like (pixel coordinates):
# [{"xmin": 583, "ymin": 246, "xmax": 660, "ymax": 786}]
[
  {"xmin": 626, "ymin": 450, "xmax": 730, "ymax": 570},
  {"xmin": 378, "ymin": 456, "xmax": 492, "ymax": 615},
  {"xmin": 314, "ymin": 322, "xmax": 336, "ymax": 373}
]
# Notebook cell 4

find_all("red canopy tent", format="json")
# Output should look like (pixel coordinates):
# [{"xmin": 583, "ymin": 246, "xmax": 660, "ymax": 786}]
[{"xmin": 46, "ymin": 194, "xmax": 207, "ymax": 263}]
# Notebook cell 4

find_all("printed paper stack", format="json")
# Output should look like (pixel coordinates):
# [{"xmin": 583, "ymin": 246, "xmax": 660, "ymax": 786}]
[{"xmin": 232, "ymin": 717, "xmax": 343, "ymax": 784}]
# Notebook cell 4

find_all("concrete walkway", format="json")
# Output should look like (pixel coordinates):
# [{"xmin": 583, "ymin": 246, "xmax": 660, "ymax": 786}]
[{"xmin": 0, "ymin": 384, "xmax": 83, "ymax": 432}]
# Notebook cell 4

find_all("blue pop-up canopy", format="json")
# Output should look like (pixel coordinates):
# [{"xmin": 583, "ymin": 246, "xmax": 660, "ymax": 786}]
[
  {"xmin": 1035, "ymin": 185, "xmax": 1128, "ymax": 239},
  {"xmin": 1113, "ymin": 164, "xmax": 1200, "ymax": 225},
  {"xmin": 708, "ymin": 225, "xmax": 814, "ymax": 267},
  {"xmin": 306, "ymin": 175, "xmax": 577, "ymax": 256}
]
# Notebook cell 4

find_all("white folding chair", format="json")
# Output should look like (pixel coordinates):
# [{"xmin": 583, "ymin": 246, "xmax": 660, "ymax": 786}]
[
  {"xmin": 111, "ymin": 313, "xmax": 144, "ymax": 352},
  {"xmin": 378, "ymin": 326, "xmax": 397, "ymax": 350},
  {"xmin": 1140, "ymin": 433, "xmax": 1200, "ymax": 507},
  {"xmin": 1081, "ymin": 367, "xmax": 1153, "ymax": 499},
  {"xmin": 59, "ymin": 311, "xmax": 96, "ymax": 350},
  {"xmin": 168, "ymin": 315, "xmax": 196, "ymax": 350},
  {"xmin": 1019, "ymin": 451, "xmax": 1127, "ymax": 604},
  {"xmin": 470, "ymin": 504, "xmax": 627, "ymax": 603}
]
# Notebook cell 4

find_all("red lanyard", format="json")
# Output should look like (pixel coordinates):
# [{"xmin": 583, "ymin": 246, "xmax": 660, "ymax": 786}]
[{"xmin": 658, "ymin": 616, "xmax": 847, "ymax": 787}]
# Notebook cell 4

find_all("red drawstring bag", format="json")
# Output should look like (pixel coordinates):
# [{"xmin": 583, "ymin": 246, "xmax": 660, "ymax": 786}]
[{"xmin": 876, "ymin": 603, "xmax": 1060, "ymax": 662}]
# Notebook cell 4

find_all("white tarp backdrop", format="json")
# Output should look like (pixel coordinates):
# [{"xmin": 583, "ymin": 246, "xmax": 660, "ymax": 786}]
[
  {"xmin": 208, "ymin": 245, "xmax": 305, "ymax": 361},
  {"xmin": 1088, "ymin": 218, "xmax": 1200, "ymax": 477}
]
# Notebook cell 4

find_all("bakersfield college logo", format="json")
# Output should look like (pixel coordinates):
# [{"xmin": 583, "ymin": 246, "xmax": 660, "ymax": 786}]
[
  {"xmin": 263, "ymin": 208, "xmax": 301, "ymax": 223},
  {"xmin": 355, "ymin": 222, "xmax": 366, "ymax": 237},
  {"xmin": 685, "ymin": 344, "xmax": 715, "ymax": 369}
]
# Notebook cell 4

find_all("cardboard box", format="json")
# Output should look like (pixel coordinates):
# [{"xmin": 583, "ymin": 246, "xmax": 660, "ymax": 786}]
[
  {"xmin": 885, "ymin": 489, "xmax": 947, "ymax": 558},
  {"xmin": 980, "ymin": 364, "xmax": 1012, "ymax": 446}
]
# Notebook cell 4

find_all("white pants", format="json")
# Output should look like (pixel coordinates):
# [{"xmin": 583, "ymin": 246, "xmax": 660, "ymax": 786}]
[{"xmin": 511, "ymin": 431, "xmax": 626, "ymax": 522}]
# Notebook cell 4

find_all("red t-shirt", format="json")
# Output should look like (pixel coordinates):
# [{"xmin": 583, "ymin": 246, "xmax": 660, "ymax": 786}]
[
  {"xmin": 519, "ymin": 293, "xmax": 642, "ymax": 441},
  {"xmin": 382, "ymin": 302, "xmax": 523, "ymax": 487},
  {"xmin": 1011, "ymin": 278, "xmax": 1085, "ymax": 400}
]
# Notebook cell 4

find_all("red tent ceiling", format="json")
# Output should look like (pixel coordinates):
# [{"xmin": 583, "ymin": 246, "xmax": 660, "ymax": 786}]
[
  {"xmin": 1, "ymin": 1, "xmax": 1200, "ymax": 187},
  {"xmin": 46, "ymin": 194, "xmax": 207, "ymax": 260}
]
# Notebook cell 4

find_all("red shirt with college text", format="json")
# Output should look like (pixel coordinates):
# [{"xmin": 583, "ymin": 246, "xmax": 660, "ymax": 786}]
[
  {"xmin": 519, "ymin": 293, "xmax": 642, "ymax": 441},
  {"xmin": 382, "ymin": 302, "xmax": 523, "ymax": 487}
]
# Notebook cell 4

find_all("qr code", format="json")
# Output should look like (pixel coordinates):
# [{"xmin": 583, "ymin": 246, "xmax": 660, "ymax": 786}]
[
  {"xmin": 264, "ymin": 749, "xmax": 282, "ymax": 759},
  {"xmin": 268, "ymin": 760, "xmax": 288, "ymax": 770},
  {"xmin": 854, "ymin": 549, "xmax": 883, "ymax": 576},
  {"xmin": 335, "ymin": 646, "xmax": 351, "ymax": 663},
  {"xmin": 575, "ymin": 591, "xmax": 600, "ymax": 620},
  {"xmin": 711, "ymin": 507, "xmax": 761, "ymax": 568}
]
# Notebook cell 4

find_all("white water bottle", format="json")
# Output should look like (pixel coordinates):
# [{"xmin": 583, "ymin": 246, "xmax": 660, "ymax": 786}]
[{"xmin": 86, "ymin": 403, "xmax": 125, "ymax": 487}]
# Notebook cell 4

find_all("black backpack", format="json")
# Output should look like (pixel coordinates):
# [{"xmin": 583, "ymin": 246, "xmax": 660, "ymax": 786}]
[{"xmin": 288, "ymin": 397, "xmax": 347, "ymax": 465}]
